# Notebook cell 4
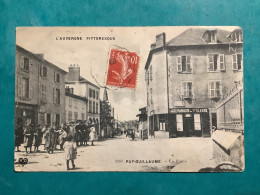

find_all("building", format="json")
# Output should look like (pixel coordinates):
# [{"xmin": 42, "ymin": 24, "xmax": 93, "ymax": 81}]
[
  {"xmin": 145, "ymin": 28, "xmax": 243, "ymax": 138},
  {"xmin": 15, "ymin": 45, "xmax": 66, "ymax": 127},
  {"xmin": 100, "ymin": 88, "xmax": 115, "ymax": 138},
  {"xmin": 136, "ymin": 107, "xmax": 148, "ymax": 140},
  {"xmin": 65, "ymin": 87, "xmax": 88, "ymax": 123},
  {"xmin": 65, "ymin": 65, "xmax": 100, "ymax": 133}
]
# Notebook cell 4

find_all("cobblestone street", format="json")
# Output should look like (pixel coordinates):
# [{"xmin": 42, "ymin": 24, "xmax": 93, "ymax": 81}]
[{"xmin": 15, "ymin": 135, "xmax": 217, "ymax": 172}]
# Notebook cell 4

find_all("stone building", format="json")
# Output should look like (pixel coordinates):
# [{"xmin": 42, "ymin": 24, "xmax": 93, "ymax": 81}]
[
  {"xmin": 65, "ymin": 65, "xmax": 100, "ymax": 134},
  {"xmin": 15, "ymin": 45, "xmax": 67, "ymax": 127},
  {"xmin": 65, "ymin": 88, "xmax": 88, "ymax": 123},
  {"xmin": 145, "ymin": 28, "xmax": 243, "ymax": 138}
]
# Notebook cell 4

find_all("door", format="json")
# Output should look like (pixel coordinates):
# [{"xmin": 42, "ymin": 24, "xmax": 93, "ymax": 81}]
[
  {"xmin": 47, "ymin": 113, "xmax": 51, "ymax": 125},
  {"xmin": 183, "ymin": 114, "xmax": 194, "ymax": 137},
  {"xmin": 211, "ymin": 113, "xmax": 217, "ymax": 129}
]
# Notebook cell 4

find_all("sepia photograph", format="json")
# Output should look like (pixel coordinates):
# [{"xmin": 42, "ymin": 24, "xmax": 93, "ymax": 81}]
[{"xmin": 14, "ymin": 26, "xmax": 244, "ymax": 172}]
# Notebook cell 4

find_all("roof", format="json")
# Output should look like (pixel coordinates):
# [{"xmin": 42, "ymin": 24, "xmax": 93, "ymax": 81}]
[
  {"xmin": 167, "ymin": 28, "xmax": 232, "ymax": 46},
  {"xmin": 145, "ymin": 28, "xmax": 241, "ymax": 69},
  {"xmin": 65, "ymin": 75, "xmax": 100, "ymax": 89},
  {"xmin": 65, "ymin": 91, "xmax": 88, "ymax": 102},
  {"xmin": 16, "ymin": 45, "xmax": 67, "ymax": 75}
]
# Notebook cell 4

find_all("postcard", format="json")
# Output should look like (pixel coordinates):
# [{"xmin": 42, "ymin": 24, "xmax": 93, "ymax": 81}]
[{"xmin": 14, "ymin": 26, "xmax": 244, "ymax": 172}]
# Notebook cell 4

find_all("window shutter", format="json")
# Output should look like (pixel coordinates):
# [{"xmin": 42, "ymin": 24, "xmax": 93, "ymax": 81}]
[
  {"xmin": 53, "ymin": 87, "xmax": 56, "ymax": 104},
  {"xmin": 177, "ymin": 56, "xmax": 182, "ymax": 72},
  {"xmin": 232, "ymin": 54, "xmax": 238, "ymax": 70},
  {"xmin": 208, "ymin": 82, "xmax": 213, "ymax": 98},
  {"xmin": 208, "ymin": 55, "xmax": 214, "ymax": 71},
  {"xmin": 29, "ymin": 59, "xmax": 32, "ymax": 71},
  {"xmin": 29, "ymin": 78, "xmax": 32, "ymax": 99},
  {"xmin": 190, "ymin": 56, "xmax": 193, "ymax": 73},
  {"xmin": 219, "ymin": 54, "xmax": 225, "ymax": 71},
  {"xmin": 20, "ymin": 55, "xmax": 24, "ymax": 68},
  {"xmin": 54, "ymin": 71, "xmax": 56, "ymax": 83},
  {"xmin": 40, "ymin": 64, "xmax": 43, "ymax": 76},
  {"xmin": 182, "ymin": 82, "xmax": 186, "ymax": 97},
  {"xmin": 17, "ymin": 76, "xmax": 22, "ymax": 97}
]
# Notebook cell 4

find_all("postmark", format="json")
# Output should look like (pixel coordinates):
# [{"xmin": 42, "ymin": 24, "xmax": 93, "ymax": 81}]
[{"xmin": 106, "ymin": 48, "xmax": 139, "ymax": 89}]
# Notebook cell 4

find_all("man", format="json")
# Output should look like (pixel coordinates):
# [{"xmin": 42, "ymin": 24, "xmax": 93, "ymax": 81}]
[
  {"xmin": 15, "ymin": 120, "xmax": 24, "ymax": 152},
  {"xmin": 24, "ymin": 123, "xmax": 34, "ymax": 153},
  {"xmin": 33, "ymin": 124, "xmax": 43, "ymax": 152}
]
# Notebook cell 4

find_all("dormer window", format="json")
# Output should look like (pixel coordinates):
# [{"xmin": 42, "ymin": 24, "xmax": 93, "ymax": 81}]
[
  {"xmin": 203, "ymin": 30, "xmax": 217, "ymax": 43},
  {"xmin": 229, "ymin": 29, "xmax": 243, "ymax": 42}
]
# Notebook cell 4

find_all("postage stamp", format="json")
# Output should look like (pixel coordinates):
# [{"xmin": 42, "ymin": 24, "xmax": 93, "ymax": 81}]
[{"xmin": 106, "ymin": 48, "xmax": 139, "ymax": 89}]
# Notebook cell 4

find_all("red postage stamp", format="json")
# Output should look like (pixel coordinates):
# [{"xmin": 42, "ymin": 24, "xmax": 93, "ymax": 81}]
[{"xmin": 106, "ymin": 48, "xmax": 140, "ymax": 89}]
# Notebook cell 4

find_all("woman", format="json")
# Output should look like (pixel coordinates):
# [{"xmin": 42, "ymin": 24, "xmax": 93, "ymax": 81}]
[
  {"xmin": 89, "ymin": 125, "xmax": 96, "ymax": 146},
  {"xmin": 33, "ymin": 124, "xmax": 43, "ymax": 152},
  {"xmin": 44, "ymin": 125, "xmax": 55, "ymax": 153},
  {"xmin": 24, "ymin": 124, "xmax": 34, "ymax": 153},
  {"xmin": 15, "ymin": 121, "xmax": 24, "ymax": 152}
]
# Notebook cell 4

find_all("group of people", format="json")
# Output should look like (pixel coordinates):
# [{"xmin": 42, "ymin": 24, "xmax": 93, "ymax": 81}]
[{"xmin": 15, "ymin": 121, "xmax": 98, "ymax": 154}]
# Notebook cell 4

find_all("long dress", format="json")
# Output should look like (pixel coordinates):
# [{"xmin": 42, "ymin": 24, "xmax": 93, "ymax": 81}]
[
  {"xmin": 44, "ymin": 128, "xmax": 55, "ymax": 151},
  {"xmin": 33, "ymin": 128, "xmax": 43, "ymax": 147},
  {"xmin": 24, "ymin": 127, "xmax": 33, "ymax": 148},
  {"xmin": 63, "ymin": 141, "xmax": 77, "ymax": 160},
  {"xmin": 15, "ymin": 125, "xmax": 24, "ymax": 147}
]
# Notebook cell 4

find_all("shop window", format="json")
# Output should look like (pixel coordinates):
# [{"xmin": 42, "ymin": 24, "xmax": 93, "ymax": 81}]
[
  {"xmin": 208, "ymin": 81, "xmax": 222, "ymax": 98},
  {"xmin": 176, "ymin": 114, "xmax": 183, "ymax": 131},
  {"xmin": 232, "ymin": 54, "xmax": 243, "ymax": 70},
  {"xmin": 177, "ymin": 56, "xmax": 192, "ymax": 73},
  {"xmin": 194, "ymin": 114, "xmax": 201, "ymax": 130}
]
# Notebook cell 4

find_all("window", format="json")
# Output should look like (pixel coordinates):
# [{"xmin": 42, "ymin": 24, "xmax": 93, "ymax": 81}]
[
  {"xmin": 96, "ymin": 91, "xmax": 99, "ymax": 100},
  {"xmin": 204, "ymin": 30, "xmax": 216, "ymax": 43},
  {"xmin": 54, "ymin": 72, "xmax": 60, "ymax": 83},
  {"xmin": 176, "ymin": 114, "xmax": 183, "ymax": 131},
  {"xmin": 232, "ymin": 54, "xmax": 243, "ymax": 70},
  {"xmin": 194, "ymin": 114, "xmax": 201, "ymax": 130},
  {"xmin": 208, "ymin": 81, "xmax": 221, "ymax": 98},
  {"xmin": 89, "ymin": 89, "xmax": 92, "ymax": 98},
  {"xmin": 69, "ymin": 99, "xmax": 72, "ymax": 107},
  {"xmin": 89, "ymin": 100, "xmax": 92, "ymax": 113},
  {"xmin": 182, "ymin": 82, "xmax": 193, "ymax": 98},
  {"xmin": 47, "ymin": 113, "xmax": 51, "ymax": 125},
  {"xmin": 19, "ymin": 56, "xmax": 31, "ymax": 71},
  {"xmin": 145, "ymin": 70, "xmax": 149, "ymax": 85},
  {"xmin": 149, "ymin": 65, "xmax": 152, "ymax": 80},
  {"xmin": 74, "ymin": 100, "xmax": 78, "ymax": 108},
  {"xmin": 18, "ymin": 77, "xmax": 30, "ymax": 98},
  {"xmin": 96, "ymin": 102, "xmax": 98, "ymax": 113},
  {"xmin": 208, "ymin": 54, "xmax": 225, "ymax": 72},
  {"xmin": 41, "ymin": 84, "xmax": 47, "ymax": 101},
  {"xmin": 150, "ymin": 88, "xmax": 153, "ymax": 105},
  {"xmin": 93, "ymin": 102, "xmax": 95, "ymax": 114},
  {"xmin": 230, "ymin": 30, "xmax": 243, "ymax": 42},
  {"xmin": 56, "ymin": 114, "xmax": 60, "ymax": 126},
  {"xmin": 74, "ymin": 112, "xmax": 78, "ymax": 120},
  {"xmin": 177, "ymin": 56, "xmax": 192, "ymax": 73},
  {"xmin": 56, "ymin": 89, "xmax": 60, "ymax": 104},
  {"xmin": 41, "ymin": 66, "xmax": 48, "ymax": 78},
  {"xmin": 93, "ymin": 90, "xmax": 96, "ymax": 99},
  {"xmin": 68, "ymin": 111, "xmax": 72, "ymax": 121}
]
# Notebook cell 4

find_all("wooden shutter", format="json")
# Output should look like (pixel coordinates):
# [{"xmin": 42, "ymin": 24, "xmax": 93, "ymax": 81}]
[
  {"xmin": 29, "ymin": 59, "xmax": 32, "ymax": 71},
  {"xmin": 177, "ymin": 56, "xmax": 182, "ymax": 72},
  {"xmin": 208, "ymin": 82, "xmax": 215, "ymax": 98},
  {"xmin": 29, "ymin": 78, "xmax": 32, "ymax": 99},
  {"xmin": 232, "ymin": 54, "xmax": 238, "ymax": 70},
  {"xmin": 208, "ymin": 55, "xmax": 214, "ymax": 71},
  {"xmin": 54, "ymin": 71, "xmax": 56, "ymax": 83},
  {"xmin": 40, "ymin": 64, "xmax": 43, "ymax": 76},
  {"xmin": 182, "ymin": 82, "xmax": 187, "ymax": 97},
  {"xmin": 219, "ymin": 54, "xmax": 225, "ymax": 71},
  {"xmin": 187, "ymin": 56, "xmax": 192, "ymax": 72},
  {"xmin": 53, "ymin": 87, "xmax": 56, "ymax": 104},
  {"xmin": 20, "ymin": 55, "xmax": 24, "ymax": 68},
  {"xmin": 17, "ymin": 76, "xmax": 22, "ymax": 97}
]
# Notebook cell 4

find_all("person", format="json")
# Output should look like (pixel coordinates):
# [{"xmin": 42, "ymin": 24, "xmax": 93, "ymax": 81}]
[
  {"xmin": 44, "ymin": 124, "xmax": 55, "ymax": 153},
  {"xmin": 89, "ymin": 125, "xmax": 96, "ymax": 146},
  {"xmin": 63, "ymin": 135, "xmax": 77, "ymax": 170},
  {"xmin": 33, "ymin": 124, "xmax": 43, "ymax": 152},
  {"xmin": 131, "ymin": 131, "xmax": 135, "ymax": 141},
  {"xmin": 24, "ymin": 124, "xmax": 34, "ymax": 153},
  {"xmin": 15, "ymin": 121, "xmax": 24, "ymax": 152},
  {"xmin": 58, "ymin": 127, "xmax": 67, "ymax": 150}
]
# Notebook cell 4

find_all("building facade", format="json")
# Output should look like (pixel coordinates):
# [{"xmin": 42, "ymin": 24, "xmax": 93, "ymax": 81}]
[
  {"xmin": 65, "ymin": 88, "xmax": 88, "ymax": 123},
  {"xmin": 65, "ymin": 65, "xmax": 100, "ymax": 134},
  {"xmin": 15, "ymin": 45, "xmax": 66, "ymax": 127},
  {"xmin": 145, "ymin": 28, "xmax": 243, "ymax": 138}
]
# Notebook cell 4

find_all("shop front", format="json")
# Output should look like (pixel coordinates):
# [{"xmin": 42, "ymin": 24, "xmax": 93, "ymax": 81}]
[
  {"xmin": 168, "ymin": 108, "xmax": 210, "ymax": 138},
  {"xmin": 15, "ymin": 102, "xmax": 38, "ymax": 126}
]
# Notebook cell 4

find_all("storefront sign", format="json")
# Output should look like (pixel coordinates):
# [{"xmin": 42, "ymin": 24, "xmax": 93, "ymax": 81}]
[{"xmin": 169, "ymin": 108, "xmax": 208, "ymax": 114}]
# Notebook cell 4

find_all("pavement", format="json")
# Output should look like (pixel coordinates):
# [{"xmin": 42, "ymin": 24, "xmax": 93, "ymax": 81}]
[{"xmin": 14, "ymin": 134, "xmax": 217, "ymax": 172}]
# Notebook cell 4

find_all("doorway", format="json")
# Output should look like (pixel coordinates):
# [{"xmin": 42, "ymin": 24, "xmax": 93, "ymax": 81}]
[
  {"xmin": 183, "ymin": 114, "xmax": 194, "ymax": 137},
  {"xmin": 211, "ymin": 113, "xmax": 217, "ymax": 129}
]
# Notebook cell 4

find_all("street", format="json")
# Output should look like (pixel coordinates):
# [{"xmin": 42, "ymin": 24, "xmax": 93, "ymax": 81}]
[{"xmin": 15, "ymin": 135, "xmax": 217, "ymax": 172}]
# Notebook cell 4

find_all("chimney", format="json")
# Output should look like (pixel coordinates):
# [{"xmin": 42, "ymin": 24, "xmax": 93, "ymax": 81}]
[
  {"xmin": 150, "ymin": 43, "xmax": 156, "ymax": 49},
  {"xmin": 156, "ymin": 33, "xmax": 166, "ymax": 48},
  {"xmin": 68, "ymin": 64, "xmax": 80, "ymax": 81}
]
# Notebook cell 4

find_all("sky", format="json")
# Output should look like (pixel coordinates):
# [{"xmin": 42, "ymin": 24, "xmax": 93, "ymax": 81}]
[{"xmin": 16, "ymin": 26, "xmax": 239, "ymax": 121}]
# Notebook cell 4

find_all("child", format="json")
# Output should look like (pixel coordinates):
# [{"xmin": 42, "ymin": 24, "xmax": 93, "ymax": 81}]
[{"xmin": 63, "ymin": 135, "xmax": 77, "ymax": 170}]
